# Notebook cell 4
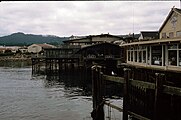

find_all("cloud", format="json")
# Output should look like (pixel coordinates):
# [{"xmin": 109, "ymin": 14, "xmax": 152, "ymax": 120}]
[{"xmin": 0, "ymin": 1, "xmax": 180, "ymax": 37}]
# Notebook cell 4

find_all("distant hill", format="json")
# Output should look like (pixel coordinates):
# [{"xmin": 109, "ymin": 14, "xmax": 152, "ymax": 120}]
[{"xmin": 0, "ymin": 32, "xmax": 69, "ymax": 46}]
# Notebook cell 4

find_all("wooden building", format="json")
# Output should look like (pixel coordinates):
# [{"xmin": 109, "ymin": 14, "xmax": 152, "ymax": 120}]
[
  {"xmin": 121, "ymin": 7, "xmax": 181, "ymax": 72},
  {"xmin": 44, "ymin": 45, "xmax": 81, "ymax": 58},
  {"xmin": 117, "ymin": 7, "xmax": 181, "ymax": 120},
  {"xmin": 77, "ymin": 42, "xmax": 124, "ymax": 74},
  {"xmin": 63, "ymin": 33, "xmax": 122, "ymax": 48}
]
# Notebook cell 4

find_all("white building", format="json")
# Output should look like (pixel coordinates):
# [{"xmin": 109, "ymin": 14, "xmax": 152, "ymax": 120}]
[{"xmin": 28, "ymin": 43, "xmax": 56, "ymax": 53}]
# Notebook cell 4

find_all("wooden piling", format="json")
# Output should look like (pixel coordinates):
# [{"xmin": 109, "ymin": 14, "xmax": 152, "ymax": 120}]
[
  {"xmin": 91, "ymin": 65, "xmax": 104, "ymax": 120},
  {"xmin": 123, "ymin": 68, "xmax": 131, "ymax": 120},
  {"xmin": 154, "ymin": 73, "xmax": 165, "ymax": 120}
]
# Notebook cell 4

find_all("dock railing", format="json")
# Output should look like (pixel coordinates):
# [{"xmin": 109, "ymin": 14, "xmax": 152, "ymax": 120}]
[{"xmin": 91, "ymin": 65, "xmax": 181, "ymax": 120}]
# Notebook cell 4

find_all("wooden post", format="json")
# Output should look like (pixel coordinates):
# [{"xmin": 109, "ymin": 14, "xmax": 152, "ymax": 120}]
[
  {"xmin": 58, "ymin": 59, "xmax": 61, "ymax": 77},
  {"xmin": 123, "ymin": 68, "xmax": 131, "ymax": 120},
  {"xmin": 98, "ymin": 69, "xmax": 104, "ymax": 120},
  {"xmin": 45, "ymin": 59, "xmax": 47, "ymax": 75},
  {"xmin": 92, "ymin": 65, "xmax": 97, "ymax": 111},
  {"xmin": 154, "ymin": 73, "xmax": 165, "ymax": 120},
  {"xmin": 91, "ymin": 65, "xmax": 104, "ymax": 120},
  {"xmin": 32, "ymin": 59, "xmax": 34, "ymax": 75}
]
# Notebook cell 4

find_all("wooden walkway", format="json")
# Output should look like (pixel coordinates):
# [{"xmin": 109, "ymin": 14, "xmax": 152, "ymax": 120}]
[
  {"xmin": 32, "ymin": 56, "xmax": 81, "ymax": 75},
  {"xmin": 91, "ymin": 65, "xmax": 181, "ymax": 120}
]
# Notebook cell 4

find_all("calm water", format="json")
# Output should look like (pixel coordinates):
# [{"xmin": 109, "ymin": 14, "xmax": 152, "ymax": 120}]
[{"xmin": 0, "ymin": 66, "xmax": 92, "ymax": 120}]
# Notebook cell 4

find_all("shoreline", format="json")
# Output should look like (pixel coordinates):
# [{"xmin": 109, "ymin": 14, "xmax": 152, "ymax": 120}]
[
  {"xmin": 0, "ymin": 57, "xmax": 32, "ymax": 67},
  {"xmin": 0, "ymin": 57, "xmax": 32, "ymax": 62}
]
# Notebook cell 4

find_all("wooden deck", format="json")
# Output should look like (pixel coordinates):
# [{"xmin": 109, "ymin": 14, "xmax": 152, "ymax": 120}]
[{"xmin": 91, "ymin": 65, "xmax": 181, "ymax": 120}]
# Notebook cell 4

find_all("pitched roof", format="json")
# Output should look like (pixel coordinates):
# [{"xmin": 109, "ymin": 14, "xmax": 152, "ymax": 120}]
[
  {"xmin": 159, "ymin": 7, "xmax": 181, "ymax": 32},
  {"xmin": 35, "ymin": 43, "xmax": 55, "ymax": 48},
  {"xmin": 140, "ymin": 31, "xmax": 159, "ymax": 39}
]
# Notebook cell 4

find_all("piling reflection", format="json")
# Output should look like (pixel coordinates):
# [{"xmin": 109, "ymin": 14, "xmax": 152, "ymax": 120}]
[
  {"xmin": 45, "ymin": 69, "xmax": 92, "ymax": 97},
  {"xmin": 44, "ymin": 67, "xmax": 123, "ymax": 99}
]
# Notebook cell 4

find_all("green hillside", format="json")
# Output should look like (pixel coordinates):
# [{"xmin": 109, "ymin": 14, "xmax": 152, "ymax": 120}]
[{"xmin": 0, "ymin": 32, "xmax": 69, "ymax": 46}]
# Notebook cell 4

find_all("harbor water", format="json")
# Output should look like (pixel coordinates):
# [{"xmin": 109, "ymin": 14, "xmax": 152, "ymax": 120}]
[
  {"xmin": 0, "ymin": 61, "xmax": 123, "ymax": 120},
  {"xmin": 0, "ymin": 62, "xmax": 92, "ymax": 120}
]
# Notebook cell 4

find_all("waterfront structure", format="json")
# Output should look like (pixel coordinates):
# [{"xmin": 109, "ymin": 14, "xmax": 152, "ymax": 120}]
[
  {"xmin": 63, "ymin": 33, "xmax": 122, "ymax": 48},
  {"xmin": 138, "ymin": 31, "xmax": 159, "ymax": 41},
  {"xmin": 28, "ymin": 43, "xmax": 56, "ymax": 54},
  {"xmin": 44, "ymin": 45, "xmax": 81, "ymax": 58},
  {"xmin": 90, "ymin": 7, "xmax": 181, "ymax": 120},
  {"xmin": 121, "ymin": 7, "xmax": 181, "ymax": 72},
  {"xmin": 31, "ymin": 7, "xmax": 181, "ymax": 120},
  {"xmin": 114, "ymin": 7, "xmax": 181, "ymax": 120},
  {"xmin": 77, "ymin": 42, "xmax": 124, "ymax": 75}
]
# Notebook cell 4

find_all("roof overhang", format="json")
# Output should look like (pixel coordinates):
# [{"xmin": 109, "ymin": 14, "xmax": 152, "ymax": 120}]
[{"xmin": 120, "ymin": 37, "xmax": 181, "ymax": 47}]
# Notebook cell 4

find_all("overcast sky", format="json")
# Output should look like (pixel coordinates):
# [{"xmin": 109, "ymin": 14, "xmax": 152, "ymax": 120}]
[{"xmin": 0, "ymin": 1, "xmax": 180, "ymax": 37}]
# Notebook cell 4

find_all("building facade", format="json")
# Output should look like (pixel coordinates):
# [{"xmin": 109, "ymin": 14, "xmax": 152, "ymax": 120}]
[
  {"xmin": 121, "ymin": 7, "xmax": 181, "ymax": 72},
  {"xmin": 159, "ymin": 8, "xmax": 181, "ymax": 39}
]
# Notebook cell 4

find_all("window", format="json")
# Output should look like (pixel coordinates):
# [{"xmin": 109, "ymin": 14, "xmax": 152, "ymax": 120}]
[
  {"xmin": 162, "ymin": 33, "xmax": 166, "ymax": 38},
  {"xmin": 128, "ymin": 51, "xmax": 130, "ymax": 61},
  {"xmin": 152, "ymin": 46, "xmax": 162, "ymax": 66},
  {"xmin": 177, "ymin": 31, "xmax": 181, "ymax": 37},
  {"xmin": 138, "ymin": 51, "xmax": 142, "ymax": 62},
  {"xmin": 134, "ymin": 51, "xmax": 137, "ymax": 62},
  {"xmin": 169, "ymin": 32, "xmax": 174, "ymax": 38},
  {"xmin": 131, "ymin": 51, "xmax": 133, "ymax": 61},
  {"xmin": 168, "ymin": 44, "xmax": 178, "ymax": 66},
  {"xmin": 147, "ymin": 47, "xmax": 150, "ymax": 65},
  {"xmin": 179, "ymin": 51, "xmax": 181, "ymax": 66},
  {"xmin": 143, "ymin": 51, "xmax": 146, "ymax": 63},
  {"xmin": 168, "ymin": 50, "xmax": 177, "ymax": 66},
  {"xmin": 127, "ymin": 46, "xmax": 146, "ymax": 63},
  {"xmin": 168, "ymin": 44, "xmax": 177, "ymax": 49}
]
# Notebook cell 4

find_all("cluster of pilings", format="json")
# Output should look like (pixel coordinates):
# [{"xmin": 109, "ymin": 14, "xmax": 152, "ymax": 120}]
[
  {"xmin": 32, "ymin": 58, "xmax": 46, "ymax": 75},
  {"xmin": 45, "ymin": 58, "xmax": 80, "ymax": 75},
  {"xmin": 91, "ymin": 65, "xmax": 181, "ymax": 120}
]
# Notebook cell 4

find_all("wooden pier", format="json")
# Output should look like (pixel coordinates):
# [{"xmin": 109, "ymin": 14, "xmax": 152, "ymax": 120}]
[
  {"xmin": 31, "ymin": 43, "xmax": 124, "ymax": 78},
  {"xmin": 31, "ymin": 43, "xmax": 181, "ymax": 120},
  {"xmin": 30, "ymin": 7, "xmax": 181, "ymax": 120},
  {"xmin": 32, "ymin": 57, "xmax": 46, "ymax": 75},
  {"xmin": 91, "ymin": 65, "xmax": 181, "ymax": 120}
]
